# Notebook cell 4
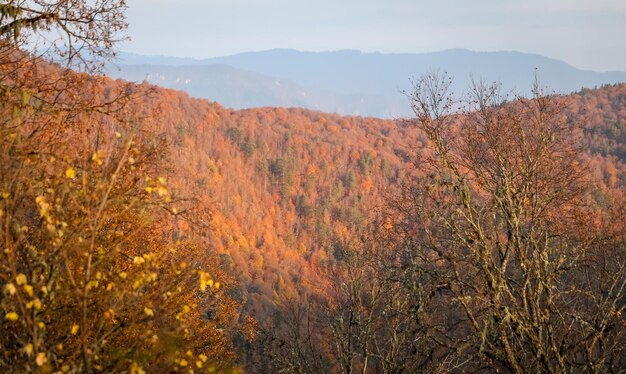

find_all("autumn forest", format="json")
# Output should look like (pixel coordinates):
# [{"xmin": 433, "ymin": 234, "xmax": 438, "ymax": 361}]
[{"xmin": 1, "ymin": 1, "xmax": 625, "ymax": 373}]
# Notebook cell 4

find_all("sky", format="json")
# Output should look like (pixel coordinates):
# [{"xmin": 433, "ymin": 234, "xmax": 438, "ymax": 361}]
[{"xmin": 123, "ymin": 0, "xmax": 626, "ymax": 72}]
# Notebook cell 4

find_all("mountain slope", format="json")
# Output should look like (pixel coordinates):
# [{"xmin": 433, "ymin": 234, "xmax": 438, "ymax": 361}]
[
  {"xmin": 127, "ymin": 81, "xmax": 626, "ymax": 322},
  {"xmin": 205, "ymin": 49, "xmax": 626, "ymax": 95},
  {"xmin": 4, "ymin": 50, "xmax": 624, "ymax": 367}
]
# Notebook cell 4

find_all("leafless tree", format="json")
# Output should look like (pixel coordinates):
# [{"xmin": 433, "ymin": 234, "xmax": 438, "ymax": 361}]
[
  {"xmin": 1, "ymin": 0, "xmax": 127, "ymax": 71},
  {"xmin": 387, "ymin": 73, "xmax": 626, "ymax": 373}
]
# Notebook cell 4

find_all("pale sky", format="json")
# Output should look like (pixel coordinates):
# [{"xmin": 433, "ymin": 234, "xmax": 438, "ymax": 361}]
[{"xmin": 123, "ymin": 0, "xmax": 626, "ymax": 72}]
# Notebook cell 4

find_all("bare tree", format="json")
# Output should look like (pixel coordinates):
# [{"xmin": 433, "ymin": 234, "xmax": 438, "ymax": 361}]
[
  {"xmin": 1, "ymin": 0, "xmax": 127, "ymax": 71},
  {"xmin": 252, "ymin": 75, "xmax": 625, "ymax": 373},
  {"xmin": 388, "ymin": 73, "xmax": 626, "ymax": 373},
  {"xmin": 254, "ymin": 235, "xmax": 440, "ymax": 374}
]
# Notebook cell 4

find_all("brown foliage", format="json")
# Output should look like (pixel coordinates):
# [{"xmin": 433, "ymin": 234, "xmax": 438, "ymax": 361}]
[{"xmin": 0, "ymin": 2, "xmax": 248, "ymax": 371}]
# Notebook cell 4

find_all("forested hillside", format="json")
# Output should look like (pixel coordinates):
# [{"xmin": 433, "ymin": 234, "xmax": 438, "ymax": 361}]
[
  {"xmin": 136, "ymin": 79, "xmax": 626, "ymax": 315},
  {"xmin": 1, "ymin": 2, "xmax": 624, "ymax": 371},
  {"xmin": 120, "ymin": 85, "xmax": 418, "ymax": 318},
  {"xmin": 3, "ymin": 50, "xmax": 625, "ymax": 369},
  {"xmin": 127, "ymin": 79, "xmax": 626, "ymax": 371}
]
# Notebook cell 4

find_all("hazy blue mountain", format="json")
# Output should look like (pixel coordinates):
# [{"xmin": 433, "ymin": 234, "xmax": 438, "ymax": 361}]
[
  {"xmin": 115, "ymin": 53, "xmax": 204, "ymax": 66},
  {"xmin": 107, "ymin": 63, "xmax": 403, "ymax": 116},
  {"xmin": 203, "ymin": 49, "xmax": 626, "ymax": 96},
  {"xmin": 111, "ymin": 49, "xmax": 626, "ymax": 117}
]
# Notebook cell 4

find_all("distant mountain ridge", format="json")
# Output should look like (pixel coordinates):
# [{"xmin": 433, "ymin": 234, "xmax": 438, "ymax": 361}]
[{"xmin": 107, "ymin": 49, "xmax": 626, "ymax": 117}]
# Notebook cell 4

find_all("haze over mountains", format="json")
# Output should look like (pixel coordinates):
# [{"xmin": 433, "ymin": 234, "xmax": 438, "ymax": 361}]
[{"xmin": 108, "ymin": 49, "xmax": 626, "ymax": 118}]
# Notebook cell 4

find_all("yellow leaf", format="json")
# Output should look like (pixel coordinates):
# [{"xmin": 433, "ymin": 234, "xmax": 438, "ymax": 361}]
[
  {"xmin": 133, "ymin": 256, "xmax": 145, "ymax": 265},
  {"xmin": 71, "ymin": 324, "xmax": 79, "ymax": 335},
  {"xmin": 65, "ymin": 167, "xmax": 76, "ymax": 179},
  {"xmin": 1, "ymin": 192, "xmax": 9, "ymax": 199},
  {"xmin": 38, "ymin": 322, "xmax": 45, "ymax": 329},
  {"xmin": 214, "ymin": 282, "xmax": 221, "ymax": 290},
  {"xmin": 145, "ymin": 186, "xmax": 153, "ymax": 194},
  {"xmin": 156, "ymin": 185, "xmax": 168, "ymax": 197},
  {"xmin": 35, "ymin": 196, "xmax": 50, "ymax": 218},
  {"xmin": 199, "ymin": 271, "xmax": 213, "ymax": 292},
  {"xmin": 36, "ymin": 352, "xmax": 47, "ymax": 366},
  {"xmin": 24, "ymin": 343, "xmax": 33, "ymax": 356},
  {"xmin": 144, "ymin": 307, "xmax": 154, "ymax": 317},
  {"xmin": 91, "ymin": 150, "xmax": 104, "ymax": 165},
  {"xmin": 198, "ymin": 354, "xmax": 208, "ymax": 363},
  {"xmin": 87, "ymin": 280, "xmax": 99, "ymax": 290},
  {"xmin": 5, "ymin": 312, "xmax": 18, "ymax": 321},
  {"xmin": 130, "ymin": 362, "xmax": 145, "ymax": 374},
  {"xmin": 4, "ymin": 283, "xmax": 16, "ymax": 295},
  {"xmin": 15, "ymin": 273, "xmax": 27, "ymax": 285},
  {"xmin": 23, "ymin": 284, "xmax": 34, "ymax": 297},
  {"xmin": 115, "ymin": 132, "xmax": 122, "ymax": 139}
]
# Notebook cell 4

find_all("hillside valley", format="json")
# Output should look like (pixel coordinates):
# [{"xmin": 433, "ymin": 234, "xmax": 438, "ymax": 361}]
[
  {"xmin": 116, "ymin": 77, "xmax": 626, "ymax": 371},
  {"xmin": 3, "ymin": 1, "xmax": 626, "ymax": 371},
  {"xmin": 2, "ymin": 50, "xmax": 625, "ymax": 370},
  {"xmin": 104, "ymin": 76, "xmax": 626, "ymax": 323}
]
